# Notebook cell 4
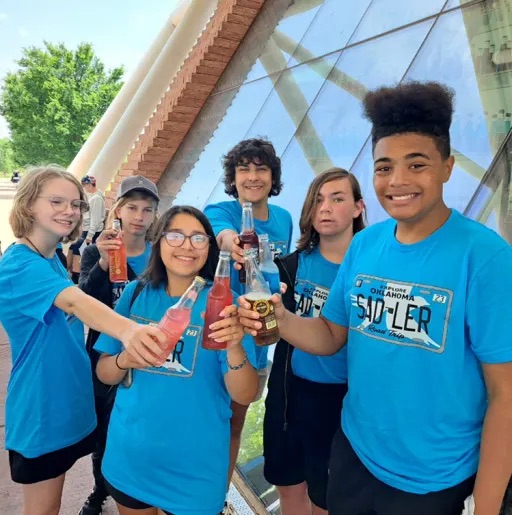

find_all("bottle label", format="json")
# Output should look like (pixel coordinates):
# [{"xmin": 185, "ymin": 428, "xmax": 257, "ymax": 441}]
[{"xmin": 253, "ymin": 299, "xmax": 277, "ymax": 330}]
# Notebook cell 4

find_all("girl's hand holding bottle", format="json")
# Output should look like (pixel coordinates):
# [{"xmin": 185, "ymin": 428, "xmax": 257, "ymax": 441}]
[
  {"xmin": 237, "ymin": 292, "xmax": 286, "ymax": 338},
  {"xmin": 119, "ymin": 322, "xmax": 169, "ymax": 369},
  {"xmin": 207, "ymin": 304, "xmax": 245, "ymax": 349}
]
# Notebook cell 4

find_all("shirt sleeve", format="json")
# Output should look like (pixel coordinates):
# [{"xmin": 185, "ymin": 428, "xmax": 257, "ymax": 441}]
[
  {"xmin": 466, "ymin": 247, "xmax": 512, "ymax": 364},
  {"xmin": 7, "ymin": 252, "xmax": 73, "ymax": 325},
  {"xmin": 204, "ymin": 204, "xmax": 237, "ymax": 237},
  {"xmin": 321, "ymin": 257, "xmax": 350, "ymax": 328},
  {"xmin": 93, "ymin": 281, "xmax": 137, "ymax": 356}
]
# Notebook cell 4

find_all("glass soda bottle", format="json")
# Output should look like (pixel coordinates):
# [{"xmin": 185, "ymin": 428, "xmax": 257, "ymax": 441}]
[
  {"xmin": 259, "ymin": 234, "xmax": 280, "ymax": 295},
  {"xmin": 244, "ymin": 249, "xmax": 280, "ymax": 347},
  {"xmin": 109, "ymin": 219, "xmax": 128, "ymax": 283},
  {"xmin": 158, "ymin": 276, "xmax": 206, "ymax": 359},
  {"xmin": 238, "ymin": 202, "xmax": 259, "ymax": 284},
  {"xmin": 202, "ymin": 251, "xmax": 233, "ymax": 350}
]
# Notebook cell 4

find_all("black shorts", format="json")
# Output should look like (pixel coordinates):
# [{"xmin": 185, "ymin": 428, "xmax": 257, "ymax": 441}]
[
  {"xmin": 327, "ymin": 428, "xmax": 475, "ymax": 515},
  {"xmin": 264, "ymin": 375, "xmax": 347, "ymax": 509},
  {"xmin": 9, "ymin": 428, "xmax": 97, "ymax": 484},
  {"xmin": 105, "ymin": 479, "xmax": 223, "ymax": 515}
]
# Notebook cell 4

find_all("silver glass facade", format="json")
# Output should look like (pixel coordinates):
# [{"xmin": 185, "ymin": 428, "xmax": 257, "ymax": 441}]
[{"xmin": 158, "ymin": 0, "xmax": 512, "ymax": 511}]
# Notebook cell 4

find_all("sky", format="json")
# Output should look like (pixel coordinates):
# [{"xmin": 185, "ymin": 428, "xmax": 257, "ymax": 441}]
[{"xmin": 0, "ymin": 0, "xmax": 181, "ymax": 138}]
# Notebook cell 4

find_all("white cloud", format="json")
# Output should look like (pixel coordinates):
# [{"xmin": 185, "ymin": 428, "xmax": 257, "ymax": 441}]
[{"xmin": 18, "ymin": 26, "xmax": 29, "ymax": 38}]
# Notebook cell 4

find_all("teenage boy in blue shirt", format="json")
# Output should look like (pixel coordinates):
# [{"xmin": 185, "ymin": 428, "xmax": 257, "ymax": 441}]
[
  {"xmin": 240, "ymin": 82, "xmax": 512, "ymax": 515},
  {"xmin": 204, "ymin": 138, "xmax": 293, "ymax": 497}
]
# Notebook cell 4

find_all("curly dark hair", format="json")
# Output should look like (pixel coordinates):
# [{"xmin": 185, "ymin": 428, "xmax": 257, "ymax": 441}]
[
  {"xmin": 222, "ymin": 138, "xmax": 283, "ymax": 198},
  {"xmin": 362, "ymin": 81, "xmax": 455, "ymax": 159}
]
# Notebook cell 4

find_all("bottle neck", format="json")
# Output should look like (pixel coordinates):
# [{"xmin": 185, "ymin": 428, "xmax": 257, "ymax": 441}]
[
  {"xmin": 174, "ymin": 280, "xmax": 204, "ymax": 310},
  {"xmin": 244, "ymin": 251, "xmax": 270, "ymax": 295},
  {"xmin": 215, "ymin": 255, "xmax": 231, "ymax": 279},
  {"xmin": 241, "ymin": 207, "xmax": 255, "ymax": 233}
]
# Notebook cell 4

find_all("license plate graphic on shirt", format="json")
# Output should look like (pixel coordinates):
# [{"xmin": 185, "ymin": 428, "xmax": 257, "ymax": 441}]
[
  {"xmin": 349, "ymin": 275, "xmax": 453, "ymax": 352},
  {"xmin": 294, "ymin": 279, "xmax": 329, "ymax": 319}
]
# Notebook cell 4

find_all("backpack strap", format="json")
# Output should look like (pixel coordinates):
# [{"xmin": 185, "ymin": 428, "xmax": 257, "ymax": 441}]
[
  {"xmin": 275, "ymin": 250, "xmax": 299, "ymax": 313},
  {"xmin": 129, "ymin": 280, "xmax": 146, "ymax": 311}
]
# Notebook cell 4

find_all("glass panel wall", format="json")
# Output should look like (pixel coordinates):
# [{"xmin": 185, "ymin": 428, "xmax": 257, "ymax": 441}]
[{"xmin": 161, "ymin": 0, "xmax": 512, "ymax": 511}]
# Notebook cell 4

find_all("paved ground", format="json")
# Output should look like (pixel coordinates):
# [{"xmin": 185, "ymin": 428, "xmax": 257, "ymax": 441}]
[{"xmin": 0, "ymin": 179, "xmax": 117, "ymax": 514}]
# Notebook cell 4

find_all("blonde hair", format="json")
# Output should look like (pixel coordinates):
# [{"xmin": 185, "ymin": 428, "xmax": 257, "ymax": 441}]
[
  {"xmin": 9, "ymin": 164, "xmax": 87, "ymax": 242},
  {"xmin": 107, "ymin": 190, "xmax": 159, "ymax": 241}
]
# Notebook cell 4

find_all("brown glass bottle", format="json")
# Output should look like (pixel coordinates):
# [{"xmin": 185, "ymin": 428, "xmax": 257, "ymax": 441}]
[
  {"xmin": 244, "ymin": 249, "xmax": 280, "ymax": 346},
  {"xmin": 238, "ymin": 202, "xmax": 259, "ymax": 284}
]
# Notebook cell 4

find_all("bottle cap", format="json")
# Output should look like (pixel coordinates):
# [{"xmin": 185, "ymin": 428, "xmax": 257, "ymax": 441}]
[
  {"xmin": 194, "ymin": 276, "xmax": 207, "ymax": 286},
  {"xmin": 219, "ymin": 250, "xmax": 231, "ymax": 258}
]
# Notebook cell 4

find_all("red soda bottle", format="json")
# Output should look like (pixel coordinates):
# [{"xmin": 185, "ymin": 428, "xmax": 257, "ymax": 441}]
[
  {"xmin": 238, "ymin": 202, "xmax": 259, "ymax": 283},
  {"xmin": 202, "ymin": 251, "xmax": 233, "ymax": 350},
  {"xmin": 109, "ymin": 219, "xmax": 128, "ymax": 283},
  {"xmin": 158, "ymin": 276, "xmax": 206, "ymax": 359}
]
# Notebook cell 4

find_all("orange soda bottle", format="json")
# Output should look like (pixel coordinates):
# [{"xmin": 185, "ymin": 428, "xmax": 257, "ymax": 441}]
[{"xmin": 108, "ymin": 219, "xmax": 128, "ymax": 283}]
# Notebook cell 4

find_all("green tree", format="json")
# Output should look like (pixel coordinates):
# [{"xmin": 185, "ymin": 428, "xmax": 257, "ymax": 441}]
[
  {"xmin": 0, "ymin": 138, "xmax": 17, "ymax": 174},
  {"xmin": 0, "ymin": 42, "xmax": 123, "ymax": 167},
  {"xmin": 239, "ymin": 398, "xmax": 265, "ymax": 465}
]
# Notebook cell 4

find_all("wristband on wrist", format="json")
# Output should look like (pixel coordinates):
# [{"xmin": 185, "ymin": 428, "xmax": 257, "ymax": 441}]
[
  {"xmin": 227, "ymin": 354, "xmax": 248, "ymax": 371},
  {"xmin": 115, "ymin": 352, "xmax": 128, "ymax": 371}
]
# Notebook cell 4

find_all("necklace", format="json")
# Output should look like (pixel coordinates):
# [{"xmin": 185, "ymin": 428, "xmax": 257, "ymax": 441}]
[{"xmin": 24, "ymin": 236, "xmax": 47, "ymax": 258}]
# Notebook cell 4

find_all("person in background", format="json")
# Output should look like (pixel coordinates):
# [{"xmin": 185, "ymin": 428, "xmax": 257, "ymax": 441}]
[
  {"xmin": 94, "ymin": 205, "xmax": 259, "ymax": 515},
  {"xmin": 265, "ymin": 168, "xmax": 365, "ymax": 515},
  {"xmin": 239, "ymin": 82, "xmax": 512, "ymax": 515},
  {"xmin": 78, "ymin": 175, "xmax": 159, "ymax": 515},
  {"xmin": 204, "ymin": 138, "xmax": 293, "ymax": 507},
  {"xmin": 81, "ymin": 175, "xmax": 106, "ymax": 245},
  {"xmin": 0, "ymin": 165, "xmax": 167, "ymax": 515}
]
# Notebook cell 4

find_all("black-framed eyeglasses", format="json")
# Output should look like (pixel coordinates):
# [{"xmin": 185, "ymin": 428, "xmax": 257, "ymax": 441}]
[
  {"xmin": 38, "ymin": 196, "xmax": 89, "ymax": 214},
  {"xmin": 162, "ymin": 231, "xmax": 210, "ymax": 250}
]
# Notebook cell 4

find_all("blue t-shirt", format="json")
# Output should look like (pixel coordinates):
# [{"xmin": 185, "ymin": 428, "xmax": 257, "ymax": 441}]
[
  {"xmin": 112, "ymin": 242, "xmax": 152, "ymax": 307},
  {"xmin": 0, "ymin": 244, "xmax": 96, "ymax": 457},
  {"xmin": 204, "ymin": 200, "xmax": 293, "ymax": 294},
  {"xmin": 322, "ymin": 210, "xmax": 512, "ymax": 494},
  {"xmin": 94, "ymin": 280, "xmax": 257, "ymax": 515},
  {"xmin": 291, "ymin": 247, "xmax": 347, "ymax": 384},
  {"xmin": 127, "ymin": 242, "xmax": 152, "ymax": 276},
  {"xmin": 204, "ymin": 200, "xmax": 293, "ymax": 369}
]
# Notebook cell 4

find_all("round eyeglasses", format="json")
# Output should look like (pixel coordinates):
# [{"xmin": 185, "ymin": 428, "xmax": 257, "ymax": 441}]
[
  {"xmin": 38, "ymin": 196, "xmax": 89, "ymax": 214},
  {"xmin": 162, "ymin": 231, "xmax": 210, "ymax": 250}
]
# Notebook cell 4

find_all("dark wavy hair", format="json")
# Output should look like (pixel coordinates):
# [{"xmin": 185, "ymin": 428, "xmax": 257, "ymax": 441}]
[
  {"xmin": 362, "ymin": 81, "xmax": 454, "ymax": 159},
  {"xmin": 139, "ymin": 205, "xmax": 220, "ymax": 289},
  {"xmin": 222, "ymin": 138, "xmax": 283, "ymax": 198},
  {"xmin": 297, "ymin": 168, "xmax": 366, "ymax": 252}
]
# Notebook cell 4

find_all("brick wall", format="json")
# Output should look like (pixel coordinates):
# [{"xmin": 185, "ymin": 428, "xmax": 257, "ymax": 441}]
[{"xmin": 106, "ymin": 0, "xmax": 266, "ymax": 205}]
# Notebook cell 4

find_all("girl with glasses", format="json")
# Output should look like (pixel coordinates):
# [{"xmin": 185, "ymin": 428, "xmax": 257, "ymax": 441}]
[
  {"xmin": 78, "ymin": 175, "xmax": 160, "ymax": 515},
  {"xmin": 0, "ymin": 165, "xmax": 167, "ymax": 515},
  {"xmin": 93, "ymin": 205, "xmax": 259, "ymax": 515}
]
